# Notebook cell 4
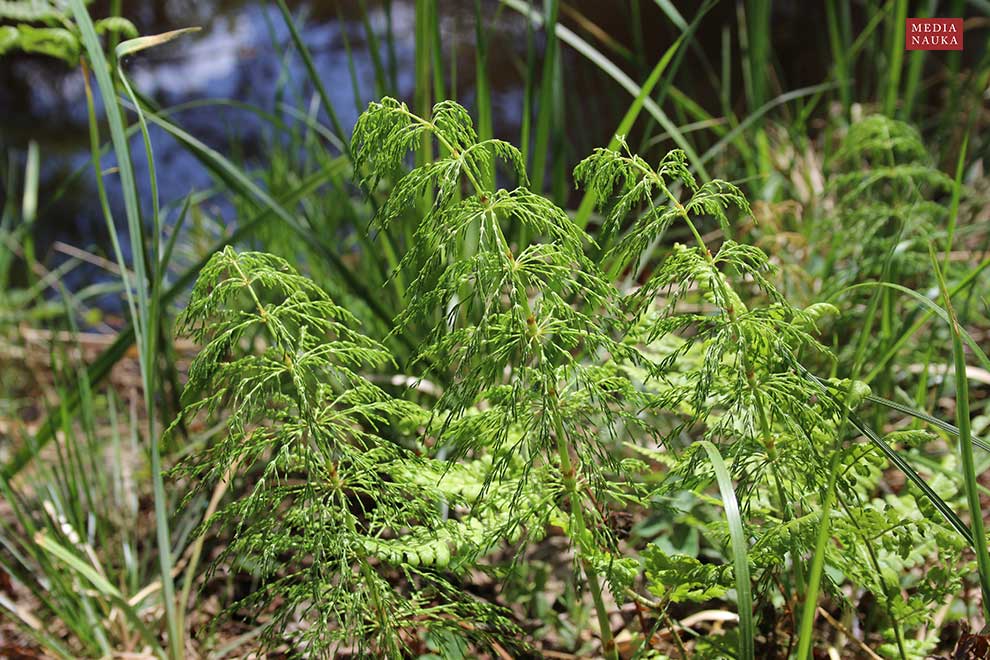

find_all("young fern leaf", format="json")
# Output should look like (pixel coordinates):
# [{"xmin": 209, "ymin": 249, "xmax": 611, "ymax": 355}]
[{"xmin": 0, "ymin": 2, "xmax": 139, "ymax": 64}]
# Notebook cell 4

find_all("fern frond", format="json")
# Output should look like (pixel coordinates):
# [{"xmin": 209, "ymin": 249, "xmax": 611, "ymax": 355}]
[
  {"xmin": 0, "ymin": 0, "xmax": 70, "ymax": 22},
  {"xmin": 2, "ymin": 24, "xmax": 78, "ymax": 64}
]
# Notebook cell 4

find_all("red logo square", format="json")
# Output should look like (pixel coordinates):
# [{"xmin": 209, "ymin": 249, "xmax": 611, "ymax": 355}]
[{"xmin": 906, "ymin": 18, "xmax": 964, "ymax": 50}]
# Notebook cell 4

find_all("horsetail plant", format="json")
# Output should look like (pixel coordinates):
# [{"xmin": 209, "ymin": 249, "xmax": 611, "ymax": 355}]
[
  {"xmin": 351, "ymin": 97, "xmax": 642, "ymax": 658},
  {"xmin": 173, "ymin": 248, "xmax": 523, "ymax": 655},
  {"xmin": 174, "ymin": 98, "xmax": 979, "ymax": 657}
]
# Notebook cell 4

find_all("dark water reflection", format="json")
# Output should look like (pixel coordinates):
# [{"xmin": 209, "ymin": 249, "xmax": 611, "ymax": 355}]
[{"xmin": 2, "ymin": 1, "xmax": 538, "ymax": 300}]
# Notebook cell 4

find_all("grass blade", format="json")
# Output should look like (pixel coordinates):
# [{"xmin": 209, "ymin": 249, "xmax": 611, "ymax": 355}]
[
  {"xmin": 852, "ymin": 412, "xmax": 973, "ymax": 546},
  {"xmin": 529, "ymin": 0, "xmax": 559, "ymax": 196},
  {"xmin": 698, "ymin": 441, "xmax": 753, "ymax": 660},
  {"xmin": 473, "ymin": 0, "xmax": 493, "ymax": 189},
  {"xmin": 931, "ymin": 247, "xmax": 990, "ymax": 616},
  {"xmin": 866, "ymin": 393, "xmax": 990, "ymax": 453},
  {"xmin": 839, "ymin": 280, "xmax": 990, "ymax": 377},
  {"xmin": 943, "ymin": 132, "xmax": 969, "ymax": 266},
  {"xmin": 115, "ymin": 27, "xmax": 200, "ymax": 58},
  {"xmin": 901, "ymin": 1, "xmax": 935, "ymax": 119},
  {"xmin": 274, "ymin": 0, "xmax": 349, "ymax": 156},
  {"xmin": 796, "ymin": 454, "xmax": 840, "ymax": 659},
  {"xmin": 858, "ymin": 256, "xmax": 990, "ymax": 383},
  {"xmin": 34, "ymin": 531, "xmax": 162, "ymax": 654},
  {"xmin": 415, "ymin": 0, "xmax": 434, "ymax": 168},
  {"xmin": 884, "ymin": 0, "xmax": 908, "ymax": 117},
  {"xmin": 356, "ymin": 0, "xmax": 391, "ymax": 98},
  {"xmin": 825, "ymin": 1, "xmax": 851, "ymax": 114},
  {"xmin": 69, "ymin": 1, "xmax": 181, "ymax": 654}
]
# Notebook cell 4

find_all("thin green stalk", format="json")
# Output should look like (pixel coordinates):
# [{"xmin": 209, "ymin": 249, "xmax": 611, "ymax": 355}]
[
  {"xmin": 429, "ymin": 0, "xmax": 445, "ymax": 107},
  {"xmin": 943, "ymin": 133, "xmax": 969, "ymax": 267},
  {"xmin": 356, "ymin": 0, "xmax": 390, "ymax": 98},
  {"xmin": 615, "ymin": 2, "xmax": 636, "ymax": 70},
  {"xmin": 738, "ymin": 0, "xmax": 772, "ymax": 183},
  {"xmin": 553, "ymin": 413, "xmax": 617, "ymax": 660},
  {"xmin": 273, "ymin": 0, "xmax": 348, "ymax": 155},
  {"xmin": 337, "ymin": 11, "xmax": 365, "ymax": 117},
  {"xmin": 468, "ymin": 0, "xmax": 492, "ymax": 257},
  {"xmin": 825, "ymin": 0, "xmax": 851, "ymax": 115},
  {"xmin": 720, "ymin": 24, "xmax": 732, "ymax": 120},
  {"xmin": 932, "ymin": 248, "xmax": 990, "ymax": 617},
  {"xmin": 71, "ymin": 2, "xmax": 148, "ymax": 346},
  {"xmin": 118, "ymin": 28, "xmax": 211, "ymax": 656},
  {"xmin": 519, "ymin": 1, "xmax": 535, "ymax": 169},
  {"xmin": 473, "ymin": 0, "xmax": 494, "ymax": 190},
  {"xmin": 741, "ymin": 0, "xmax": 771, "ymax": 113},
  {"xmin": 530, "ymin": 0, "xmax": 559, "ymax": 196},
  {"xmin": 383, "ymin": 0, "xmax": 400, "ymax": 92},
  {"xmin": 501, "ymin": 0, "xmax": 709, "ymax": 181},
  {"xmin": 796, "ymin": 440, "xmax": 842, "ymax": 658},
  {"xmin": 884, "ymin": 0, "xmax": 907, "ymax": 117},
  {"xmin": 415, "ymin": 0, "xmax": 434, "ymax": 169},
  {"xmin": 697, "ymin": 441, "xmax": 754, "ymax": 660},
  {"xmin": 118, "ymin": 62, "xmax": 175, "ymax": 646},
  {"xmin": 902, "ymin": 0, "xmax": 935, "ymax": 119}
]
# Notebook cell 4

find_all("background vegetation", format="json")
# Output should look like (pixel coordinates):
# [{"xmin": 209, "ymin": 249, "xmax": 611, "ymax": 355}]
[{"xmin": 0, "ymin": 0, "xmax": 989, "ymax": 657}]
